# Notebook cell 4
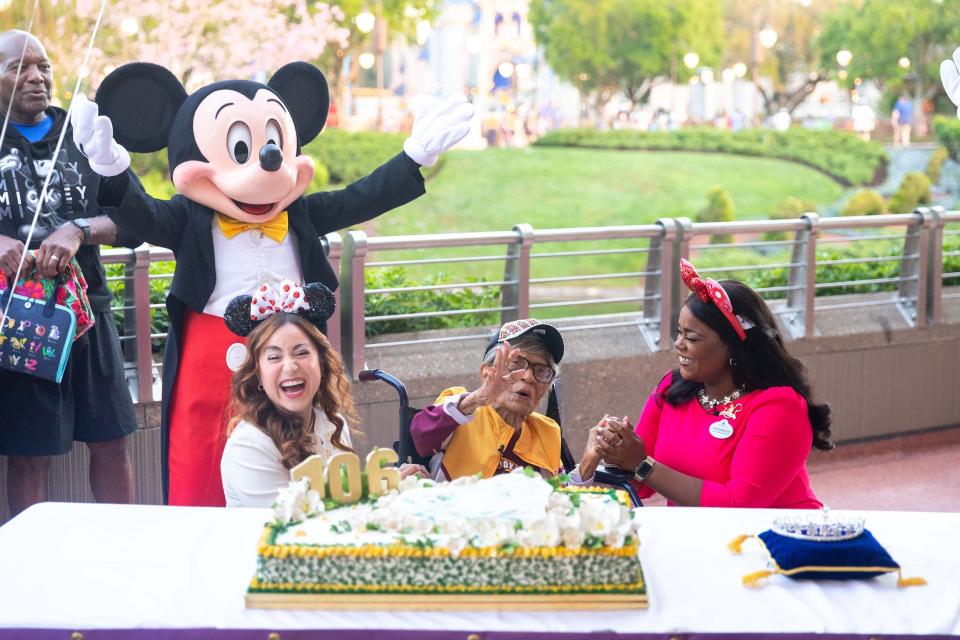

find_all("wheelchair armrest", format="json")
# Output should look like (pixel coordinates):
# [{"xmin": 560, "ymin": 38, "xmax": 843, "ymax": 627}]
[{"xmin": 592, "ymin": 464, "xmax": 643, "ymax": 508}]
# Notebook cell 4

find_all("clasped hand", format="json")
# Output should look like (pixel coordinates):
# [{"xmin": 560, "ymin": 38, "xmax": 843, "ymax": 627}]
[
  {"xmin": 0, "ymin": 224, "xmax": 83, "ymax": 280},
  {"xmin": 583, "ymin": 415, "xmax": 646, "ymax": 476}
]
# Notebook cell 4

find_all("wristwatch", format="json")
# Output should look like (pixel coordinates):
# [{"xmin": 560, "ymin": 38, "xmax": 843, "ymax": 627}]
[
  {"xmin": 70, "ymin": 218, "xmax": 91, "ymax": 243},
  {"xmin": 633, "ymin": 456, "xmax": 657, "ymax": 483}
]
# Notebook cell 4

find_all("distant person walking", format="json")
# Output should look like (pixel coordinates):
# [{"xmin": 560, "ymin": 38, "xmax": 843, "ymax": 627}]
[{"xmin": 892, "ymin": 94, "xmax": 913, "ymax": 147}]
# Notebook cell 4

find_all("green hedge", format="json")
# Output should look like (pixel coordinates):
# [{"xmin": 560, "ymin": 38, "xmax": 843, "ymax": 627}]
[
  {"xmin": 304, "ymin": 129, "xmax": 443, "ymax": 186},
  {"xmin": 842, "ymin": 190, "xmax": 886, "ymax": 216},
  {"xmin": 534, "ymin": 127, "xmax": 887, "ymax": 187},
  {"xmin": 696, "ymin": 187, "xmax": 735, "ymax": 244},
  {"xmin": 926, "ymin": 147, "xmax": 949, "ymax": 184},
  {"xmin": 888, "ymin": 172, "xmax": 931, "ymax": 214},
  {"xmin": 766, "ymin": 197, "xmax": 816, "ymax": 241},
  {"xmin": 745, "ymin": 236, "xmax": 960, "ymax": 298},
  {"xmin": 933, "ymin": 115, "xmax": 960, "ymax": 160},
  {"xmin": 364, "ymin": 267, "xmax": 501, "ymax": 337}
]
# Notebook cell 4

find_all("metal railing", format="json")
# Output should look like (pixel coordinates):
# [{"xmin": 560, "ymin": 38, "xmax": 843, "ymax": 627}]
[{"xmin": 103, "ymin": 208, "xmax": 957, "ymax": 397}]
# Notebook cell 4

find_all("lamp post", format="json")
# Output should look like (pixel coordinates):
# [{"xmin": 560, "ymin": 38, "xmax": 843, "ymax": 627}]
[
  {"xmin": 836, "ymin": 50, "xmax": 852, "ymax": 118},
  {"xmin": 373, "ymin": 0, "xmax": 386, "ymax": 131},
  {"xmin": 751, "ymin": 22, "xmax": 778, "ymax": 126}
]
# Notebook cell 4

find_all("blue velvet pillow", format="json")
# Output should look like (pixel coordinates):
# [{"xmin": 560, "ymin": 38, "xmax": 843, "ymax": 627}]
[
  {"xmin": 758, "ymin": 528, "xmax": 897, "ymax": 580},
  {"xmin": 729, "ymin": 528, "xmax": 925, "ymax": 588}
]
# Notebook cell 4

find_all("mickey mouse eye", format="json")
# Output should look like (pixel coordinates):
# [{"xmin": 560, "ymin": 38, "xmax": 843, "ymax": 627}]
[
  {"xmin": 265, "ymin": 119, "xmax": 283, "ymax": 149},
  {"xmin": 226, "ymin": 121, "xmax": 252, "ymax": 164}
]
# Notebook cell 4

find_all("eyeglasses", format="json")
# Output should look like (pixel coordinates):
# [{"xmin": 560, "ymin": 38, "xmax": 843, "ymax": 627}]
[{"xmin": 505, "ymin": 355, "xmax": 556, "ymax": 384}]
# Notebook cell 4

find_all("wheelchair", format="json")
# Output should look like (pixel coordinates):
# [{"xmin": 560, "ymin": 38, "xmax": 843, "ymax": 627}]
[{"xmin": 358, "ymin": 368, "xmax": 643, "ymax": 507}]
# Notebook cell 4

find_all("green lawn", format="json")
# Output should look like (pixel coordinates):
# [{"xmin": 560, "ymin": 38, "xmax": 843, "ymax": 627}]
[{"xmin": 371, "ymin": 147, "xmax": 844, "ymax": 236}]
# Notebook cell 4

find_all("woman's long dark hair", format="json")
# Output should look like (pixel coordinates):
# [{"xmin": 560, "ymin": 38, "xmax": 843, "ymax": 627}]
[
  {"xmin": 228, "ymin": 313, "xmax": 359, "ymax": 469},
  {"xmin": 666, "ymin": 280, "xmax": 833, "ymax": 451}
]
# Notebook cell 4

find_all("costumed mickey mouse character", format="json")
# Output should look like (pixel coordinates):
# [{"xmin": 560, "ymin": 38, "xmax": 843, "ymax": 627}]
[{"xmin": 71, "ymin": 61, "xmax": 473, "ymax": 506}]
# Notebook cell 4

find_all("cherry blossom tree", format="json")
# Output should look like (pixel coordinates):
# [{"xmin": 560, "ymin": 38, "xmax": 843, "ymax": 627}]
[{"xmin": 5, "ymin": 0, "xmax": 351, "ymax": 92}]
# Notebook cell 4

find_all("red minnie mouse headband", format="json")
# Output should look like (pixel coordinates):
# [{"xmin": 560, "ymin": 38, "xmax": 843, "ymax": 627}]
[{"xmin": 679, "ymin": 259, "xmax": 754, "ymax": 341}]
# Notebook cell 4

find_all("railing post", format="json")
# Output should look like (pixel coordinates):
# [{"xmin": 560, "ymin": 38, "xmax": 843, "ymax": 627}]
[
  {"xmin": 673, "ymin": 217, "xmax": 693, "ymax": 329},
  {"xmin": 899, "ymin": 209, "xmax": 929, "ymax": 327},
  {"xmin": 501, "ymin": 224, "xmax": 533, "ymax": 322},
  {"xmin": 132, "ymin": 245, "xmax": 154, "ymax": 403},
  {"xmin": 647, "ymin": 218, "xmax": 676, "ymax": 350},
  {"xmin": 927, "ymin": 206, "xmax": 945, "ymax": 325},
  {"xmin": 121, "ymin": 256, "xmax": 136, "ymax": 363},
  {"xmin": 322, "ymin": 232, "xmax": 342, "ymax": 353},
  {"xmin": 674, "ymin": 216, "xmax": 692, "ymax": 262},
  {"xmin": 340, "ymin": 231, "xmax": 368, "ymax": 378},
  {"xmin": 785, "ymin": 213, "xmax": 819, "ymax": 339}
]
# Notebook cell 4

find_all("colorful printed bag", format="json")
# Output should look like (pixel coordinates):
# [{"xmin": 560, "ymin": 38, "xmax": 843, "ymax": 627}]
[
  {"xmin": 0, "ymin": 259, "xmax": 95, "ymax": 339},
  {"xmin": 0, "ymin": 281, "xmax": 78, "ymax": 383}
]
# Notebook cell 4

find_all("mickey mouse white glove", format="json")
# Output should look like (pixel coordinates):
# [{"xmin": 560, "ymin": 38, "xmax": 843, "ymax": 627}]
[
  {"xmin": 940, "ymin": 47, "xmax": 960, "ymax": 118},
  {"xmin": 71, "ymin": 93, "xmax": 131, "ymax": 177},
  {"xmin": 403, "ymin": 94, "xmax": 475, "ymax": 167}
]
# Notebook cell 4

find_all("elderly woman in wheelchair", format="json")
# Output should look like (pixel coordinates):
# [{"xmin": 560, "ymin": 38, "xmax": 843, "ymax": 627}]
[{"xmin": 410, "ymin": 319, "xmax": 566, "ymax": 481}]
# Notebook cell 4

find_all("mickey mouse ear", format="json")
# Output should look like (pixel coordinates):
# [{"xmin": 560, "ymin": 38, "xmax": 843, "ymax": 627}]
[
  {"xmin": 223, "ymin": 294, "xmax": 257, "ymax": 337},
  {"xmin": 302, "ymin": 283, "xmax": 336, "ymax": 324},
  {"xmin": 96, "ymin": 62, "xmax": 187, "ymax": 153}
]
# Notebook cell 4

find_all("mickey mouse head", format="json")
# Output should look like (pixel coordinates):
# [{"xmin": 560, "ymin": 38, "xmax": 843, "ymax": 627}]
[{"xmin": 95, "ymin": 62, "xmax": 329, "ymax": 224}]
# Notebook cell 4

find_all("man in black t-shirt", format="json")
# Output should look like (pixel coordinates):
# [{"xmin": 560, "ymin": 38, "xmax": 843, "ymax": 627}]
[{"xmin": 0, "ymin": 30, "xmax": 138, "ymax": 516}]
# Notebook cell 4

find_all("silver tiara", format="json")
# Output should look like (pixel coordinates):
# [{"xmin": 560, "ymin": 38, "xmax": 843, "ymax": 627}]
[{"xmin": 772, "ymin": 508, "xmax": 865, "ymax": 542}]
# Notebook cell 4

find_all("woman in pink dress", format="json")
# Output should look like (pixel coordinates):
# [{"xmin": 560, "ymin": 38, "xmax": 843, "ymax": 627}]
[{"xmin": 576, "ymin": 260, "xmax": 832, "ymax": 508}]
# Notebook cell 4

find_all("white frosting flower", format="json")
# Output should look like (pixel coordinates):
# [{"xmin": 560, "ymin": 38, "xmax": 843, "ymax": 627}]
[
  {"xmin": 447, "ymin": 535, "xmax": 467, "ymax": 557},
  {"xmin": 272, "ymin": 478, "xmax": 323, "ymax": 525},
  {"xmin": 561, "ymin": 526, "xmax": 585, "ymax": 549},
  {"xmin": 398, "ymin": 474, "xmax": 420, "ymax": 493}
]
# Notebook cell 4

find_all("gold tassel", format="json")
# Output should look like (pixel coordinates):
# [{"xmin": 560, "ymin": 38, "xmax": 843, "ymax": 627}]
[
  {"xmin": 741, "ymin": 570, "xmax": 774, "ymax": 587},
  {"xmin": 727, "ymin": 534, "xmax": 751, "ymax": 554},
  {"xmin": 897, "ymin": 574, "xmax": 927, "ymax": 588}
]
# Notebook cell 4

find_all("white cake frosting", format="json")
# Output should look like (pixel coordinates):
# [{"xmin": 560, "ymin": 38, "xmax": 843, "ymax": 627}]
[{"xmin": 272, "ymin": 471, "xmax": 637, "ymax": 555}]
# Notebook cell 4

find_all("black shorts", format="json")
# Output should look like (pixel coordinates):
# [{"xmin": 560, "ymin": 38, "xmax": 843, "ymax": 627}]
[{"xmin": 0, "ymin": 311, "xmax": 138, "ymax": 456}]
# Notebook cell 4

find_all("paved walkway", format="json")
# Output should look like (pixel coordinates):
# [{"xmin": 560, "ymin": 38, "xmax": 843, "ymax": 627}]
[{"xmin": 644, "ymin": 426, "xmax": 960, "ymax": 511}]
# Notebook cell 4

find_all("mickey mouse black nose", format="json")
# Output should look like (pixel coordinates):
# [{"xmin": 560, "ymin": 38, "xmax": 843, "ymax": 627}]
[{"xmin": 259, "ymin": 143, "xmax": 283, "ymax": 172}]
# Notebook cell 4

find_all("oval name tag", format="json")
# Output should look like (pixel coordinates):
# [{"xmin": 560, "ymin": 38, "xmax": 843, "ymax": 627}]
[{"xmin": 708, "ymin": 419, "xmax": 734, "ymax": 439}]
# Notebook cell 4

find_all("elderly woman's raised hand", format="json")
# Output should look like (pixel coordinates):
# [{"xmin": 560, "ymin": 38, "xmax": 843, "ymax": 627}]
[
  {"xmin": 595, "ymin": 416, "xmax": 647, "ymax": 471},
  {"xmin": 458, "ymin": 342, "xmax": 525, "ymax": 415}
]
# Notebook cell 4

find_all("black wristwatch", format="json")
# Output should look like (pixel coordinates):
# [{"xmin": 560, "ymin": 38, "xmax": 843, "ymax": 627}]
[
  {"xmin": 70, "ymin": 218, "xmax": 91, "ymax": 243},
  {"xmin": 633, "ymin": 456, "xmax": 657, "ymax": 483}
]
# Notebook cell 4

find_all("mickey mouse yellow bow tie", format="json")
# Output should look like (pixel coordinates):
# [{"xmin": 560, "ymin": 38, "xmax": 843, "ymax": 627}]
[{"xmin": 216, "ymin": 211, "xmax": 288, "ymax": 243}]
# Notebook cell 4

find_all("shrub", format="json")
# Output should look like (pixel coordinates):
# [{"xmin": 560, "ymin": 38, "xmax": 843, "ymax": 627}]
[
  {"xmin": 696, "ymin": 187, "xmax": 735, "ymax": 244},
  {"xmin": 534, "ymin": 127, "xmax": 888, "ymax": 186},
  {"xmin": 106, "ymin": 260, "xmax": 174, "ymax": 354},
  {"xmin": 765, "ymin": 198, "xmax": 815, "ymax": 241},
  {"xmin": 932, "ymin": 115, "xmax": 960, "ymax": 160},
  {"xmin": 746, "ymin": 236, "xmax": 960, "ymax": 299},
  {"xmin": 926, "ymin": 146, "xmax": 949, "ymax": 184},
  {"xmin": 303, "ymin": 129, "xmax": 444, "ymax": 186},
  {"xmin": 888, "ymin": 172, "xmax": 931, "ymax": 213},
  {"xmin": 309, "ymin": 160, "xmax": 330, "ymax": 192},
  {"xmin": 842, "ymin": 190, "xmax": 887, "ymax": 216},
  {"xmin": 364, "ymin": 267, "xmax": 501, "ymax": 336},
  {"xmin": 137, "ymin": 170, "xmax": 176, "ymax": 199}
]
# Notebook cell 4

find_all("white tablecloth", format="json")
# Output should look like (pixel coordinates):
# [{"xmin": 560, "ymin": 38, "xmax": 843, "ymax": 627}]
[{"xmin": 0, "ymin": 502, "xmax": 957, "ymax": 635}]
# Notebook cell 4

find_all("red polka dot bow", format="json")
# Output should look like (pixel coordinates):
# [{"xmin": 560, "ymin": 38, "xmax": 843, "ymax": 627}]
[
  {"xmin": 679, "ymin": 258, "xmax": 749, "ymax": 341},
  {"xmin": 249, "ymin": 279, "xmax": 309, "ymax": 321}
]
